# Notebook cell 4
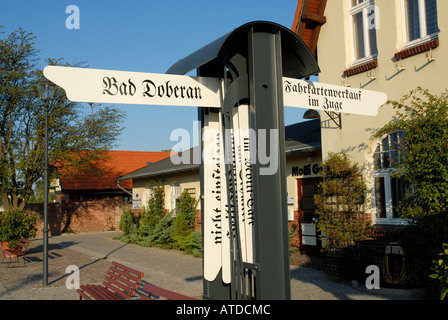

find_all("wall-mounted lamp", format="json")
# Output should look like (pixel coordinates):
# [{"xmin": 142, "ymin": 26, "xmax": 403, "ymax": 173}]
[{"xmin": 303, "ymin": 109, "xmax": 320, "ymax": 119}]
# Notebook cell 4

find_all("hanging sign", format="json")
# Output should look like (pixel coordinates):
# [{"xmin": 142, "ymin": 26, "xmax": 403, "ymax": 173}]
[
  {"xmin": 132, "ymin": 192, "xmax": 142, "ymax": 209},
  {"xmin": 282, "ymin": 77, "xmax": 387, "ymax": 116},
  {"xmin": 43, "ymin": 66, "xmax": 221, "ymax": 108}
]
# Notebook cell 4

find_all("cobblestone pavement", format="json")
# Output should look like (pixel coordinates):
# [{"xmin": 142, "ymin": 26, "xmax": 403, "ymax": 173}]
[{"xmin": 0, "ymin": 231, "xmax": 421, "ymax": 300}]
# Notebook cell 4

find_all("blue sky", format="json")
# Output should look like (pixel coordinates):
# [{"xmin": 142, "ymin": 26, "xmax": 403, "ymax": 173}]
[{"xmin": 1, "ymin": 0, "xmax": 309, "ymax": 152}]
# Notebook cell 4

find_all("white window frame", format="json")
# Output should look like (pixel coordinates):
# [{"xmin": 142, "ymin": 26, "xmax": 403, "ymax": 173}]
[
  {"xmin": 401, "ymin": 0, "xmax": 439, "ymax": 49},
  {"xmin": 372, "ymin": 170, "xmax": 409, "ymax": 225},
  {"xmin": 170, "ymin": 181, "xmax": 182, "ymax": 213},
  {"xmin": 371, "ymin": 132, "xmax": 409, "ymax": 225},
  {"xmin": 348, "ymin": 0, "xmax": 378, "ymax": 66}
]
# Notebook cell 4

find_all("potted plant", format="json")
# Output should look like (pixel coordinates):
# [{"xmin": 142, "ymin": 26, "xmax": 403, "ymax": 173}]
[{"xmin": 0, "ymin": 209, "xmax": 39, "ymax": 250}]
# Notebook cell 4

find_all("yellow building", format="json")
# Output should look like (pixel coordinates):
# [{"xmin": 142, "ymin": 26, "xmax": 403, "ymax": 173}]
[{"xmin": 295, "ymin": 0, "xmax": 445, "ymax": 227}]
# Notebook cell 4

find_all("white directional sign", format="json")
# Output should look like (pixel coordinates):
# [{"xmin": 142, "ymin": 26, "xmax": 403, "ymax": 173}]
[
  {"xmin": 43, "ymin": 66, "xmax": 221, "ymax": 108},
  {"xmin": 282, "ymin": 77, "xmax": 387, "ymax": 116},
  {"xmin": 44, "ymin": 66, "xmax": 387, "ymax": 116}
]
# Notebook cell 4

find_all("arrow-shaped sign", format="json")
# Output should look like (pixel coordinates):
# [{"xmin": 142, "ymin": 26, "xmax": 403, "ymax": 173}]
[
  {"xmin": 43, "ymin": 66, "xmax": 221, "ymax": 108},
  {"xmin": 44, "ymin": 66, "xmax": 387, "ymax": 116},
  {"xmin": 282, "ymin": 76, "xmax": 387, "ymax": 116}
]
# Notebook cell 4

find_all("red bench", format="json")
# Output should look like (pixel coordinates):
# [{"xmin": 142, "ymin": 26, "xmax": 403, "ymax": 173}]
[
  {"xmin": 77, "ymin": 261, "xmax": 144, "ymax": 300},
  {"xmin": 1, "ymin": 238, "xmax": 30, "ymax": 268},
  {"xmin": 140, "ymin": 283, "xmax": 196, "ymax": 300}
]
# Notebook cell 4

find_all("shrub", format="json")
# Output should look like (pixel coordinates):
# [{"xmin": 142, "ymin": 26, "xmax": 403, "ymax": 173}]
[
  {"xmin": 289, "ymin": 225, "xmax": 299, "ymax": 254},
  {"xmin": 378, "ymin": 88, "xmax": 448, "ymax": 288},
  {"xmin": 314, "ymin": 153, "xmax": 369, "ymax": 253},
  {"xmin": 173, "ymin": 190, "xmax": 200, "ymax": 254},
  {"xmin": 118, "ymin": 207, "xmax": 139, "ymax": 243},
  {"xmin": 116, "ymin": 184, "xmax": 202, "ymax": 257},
  {"xmin": 400, "ymin": 213, "xmax": 448, "ymax": 286},
  {"xmin": 175, "ymin": 231, "xmax": 202, "ymax": 257},
  {"xmin": 376, "ymin": 87, "xmax": 448, "ymax": 219},
  {"xmin": 429, "ymin": 243, "xmax": 448, "ymax": 300},
  {"xmin": 139, "ymin": 184, "xmax": 165, "ymax": 236},
  {"xmin": 119, "ymin": 206, "xmax": 138, "ymax": 236},
  {"xmin": 150, "ymin": 211, "xmax": 175, "ymax": 248},
  {"xmin": 0, "ymin": 209, "xmax": 38, "ymax": 248},
  {"xmin": 173, "ymin": 190, "xmax": 197, "ymax": 239}
]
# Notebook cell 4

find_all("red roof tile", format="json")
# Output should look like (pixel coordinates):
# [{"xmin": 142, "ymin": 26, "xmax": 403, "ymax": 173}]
[
  {"xmin": 60, "ymin": 151, "xmax": 171, "ymax": 191},
  {"xmin": 292, "ymin": 0, "xmax": 327, "ymax": 57}
]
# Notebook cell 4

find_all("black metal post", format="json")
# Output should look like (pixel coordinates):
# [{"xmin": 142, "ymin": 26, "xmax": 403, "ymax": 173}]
[
  {"xmin": 43, "ymin": 98, "xmax": 49, "ymax": 286},
  {"xmin": 248, "ymin": 29, "xmax": 291, "ymax": 300}
]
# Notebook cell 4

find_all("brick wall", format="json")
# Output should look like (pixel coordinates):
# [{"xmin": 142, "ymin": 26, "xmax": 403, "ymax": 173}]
[{"xmin": 27, "ymin": 198, "xmax": 129, "ymax": 236}]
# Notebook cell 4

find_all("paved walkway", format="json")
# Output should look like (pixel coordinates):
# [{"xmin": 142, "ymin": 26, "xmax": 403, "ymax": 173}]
[{"xmin": 0, "ymin": 231, "xmax": 422, "ymax": 300}]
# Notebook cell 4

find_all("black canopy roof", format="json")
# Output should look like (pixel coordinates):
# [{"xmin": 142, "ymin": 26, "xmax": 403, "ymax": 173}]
[{"xmin": 166, "ymin": 21, "xmax": 320, "ymax": 79}]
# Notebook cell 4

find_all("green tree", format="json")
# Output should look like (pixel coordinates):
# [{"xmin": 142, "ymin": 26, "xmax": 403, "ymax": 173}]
[
  {"xmin": 173, "ymin": 190, "xmax": 200, "ymax": 256},
  {"xmin": 138, "ymin": 184, "xmax": 165, "ymax": 236},
  {"xmin": 173, "ymin": 190, "xmax": 197, "ymax": 239},
  {"xmin": 119, "ymin": 206, "xmax": 138, "ymax": 236},
  {"xmin": 0, "ymin": 27, "xmax": 125, "ymax": 210},
  {"xmin": 376, "ymin": 87, "xmax": 448, "ymax": 220},
  {"xmin": 314, "ymin": 153, "xmax": 369, "ymax": 253}
]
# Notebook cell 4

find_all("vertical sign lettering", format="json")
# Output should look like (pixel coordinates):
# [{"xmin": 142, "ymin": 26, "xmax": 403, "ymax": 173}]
[
  {"xmin": 237, "ymin": 104, "xmax": 255, "ymax": 264},
  {"xmin": 203, "ymin": 110, "xmax": 222, "ymax": 282},
  {"xmin": 220, "ymin": 111, "xmax": 232, "ymax": 284},
  {"xmin": 232, "ymin": 104, "xmax": 255, "ymax": 264}
]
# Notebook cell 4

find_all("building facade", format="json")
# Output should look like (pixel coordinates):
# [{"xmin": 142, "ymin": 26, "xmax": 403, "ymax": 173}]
[{"xmin": 305, "ymin": 0, "xmax": 446, "ymax": 227}]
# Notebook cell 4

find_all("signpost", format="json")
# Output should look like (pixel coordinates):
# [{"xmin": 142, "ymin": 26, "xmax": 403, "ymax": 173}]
[{"xmin": 43, "ymin": 21, "xmax": 388, "ymax": 301}]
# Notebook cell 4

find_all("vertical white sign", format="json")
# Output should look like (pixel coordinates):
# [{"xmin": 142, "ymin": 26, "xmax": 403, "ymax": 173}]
[
  {"xmin": 203, "ymin": 110, "xmax": 223, "ymax": 282},
  {"xmin": 232, "ymin": 106, "xmax": 247, "ymax": 263},
  {"xmin": 232, "ymin": 104, "xmax": 255, "ymax": 264},
  {"xmin": 220, "ymin": 112, "xmax": 232, "ymax": 284}
]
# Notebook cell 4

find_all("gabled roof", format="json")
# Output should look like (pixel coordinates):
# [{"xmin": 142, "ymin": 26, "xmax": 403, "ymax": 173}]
[
  {"xmin": 117, "ymin": 147, "xmax": 200, "ymax": 182},
  {"xmin": 118, "ymin": 119, "xmax": 321, "ymax": 182},
  {"xmin": 60, "ymin": 150, "xmax": 171, "ymax": 191}
]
